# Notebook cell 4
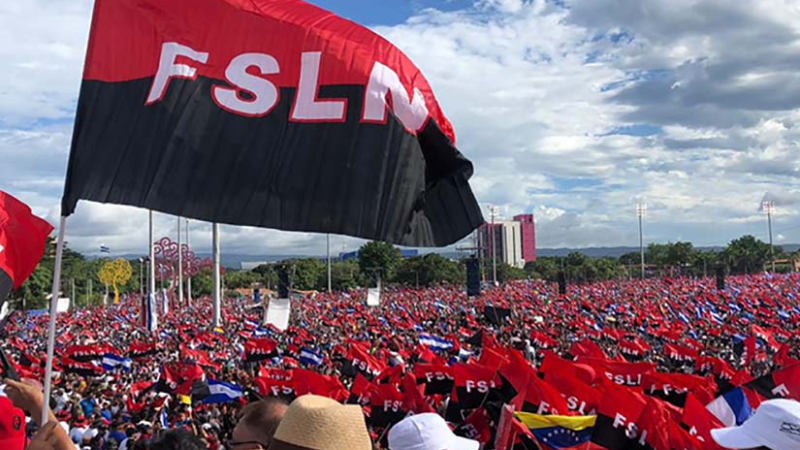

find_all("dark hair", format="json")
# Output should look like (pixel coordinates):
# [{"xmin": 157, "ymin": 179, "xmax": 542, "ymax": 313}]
[
  {"xmin": 147, "ymin": 429, "xmax": 208, "ymax": 450},
  {"xmin": 238, "ymin": 397, "xmax": 289, "ymax": 444}
]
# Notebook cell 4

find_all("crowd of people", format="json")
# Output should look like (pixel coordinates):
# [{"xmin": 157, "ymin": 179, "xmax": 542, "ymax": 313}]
[{"xmin": 1, "ymin": 273, "xmax": 799, "ymax": 450}]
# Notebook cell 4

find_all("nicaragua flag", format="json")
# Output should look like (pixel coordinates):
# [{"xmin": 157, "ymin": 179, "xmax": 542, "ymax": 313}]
[
  {"xmin": 144, "ymin": 292, "xmax": 158, "ymax": 332},
  {"xmin": 101, "ymin": 353, "xmax": 132, "ymax": 371},
  {"xmin": 778, "ymin": 310, "xmax": 791, "ymax": 321},
  {"xmin": 419, "ymin": 333, "xmax": 453, "ymax": 351},
  {"xmin": 100, "ymin": 245, "xmax": 110, "ymax": 254},
  {"xmin": 706, "ymin": 387, "xmax": 753, "ymax": 427},
  {"xmin": 159, "ymin": 408, "xmax": 169, "ymax": 429},
  {"xmin": 202, "ymin": 379, "xmax": 244, "ymax": 404},
  {"xmin": 710, "ymin": 311, "xmax": 725, "ymax": 325},
  {"xmin": 678, "ymin": 312, "xmax": 691, "ymax": 324},
  {"xmin": 299, "ymin": 348, "xmax": 324, "ymax": 366},
  {"xmin": 253, "ymin": 328, "xmax": 272, "ymax": 338},
  {"xmin": 515, "ymin": 412, "xmax": 595, "ymax": 450}
]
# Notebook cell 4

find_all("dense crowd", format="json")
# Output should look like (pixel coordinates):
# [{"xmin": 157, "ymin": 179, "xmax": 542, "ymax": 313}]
[{"xmin": 2, "ymin": 273, "xmax": 800, "ymax": 450}]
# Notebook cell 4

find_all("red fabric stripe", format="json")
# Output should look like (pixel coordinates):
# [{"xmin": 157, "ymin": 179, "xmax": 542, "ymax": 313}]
[{"xmin": 83, "ymin": 0, "xmax": 455, "ymax": 141}]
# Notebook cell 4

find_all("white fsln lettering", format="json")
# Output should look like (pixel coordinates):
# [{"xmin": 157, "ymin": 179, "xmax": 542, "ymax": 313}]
[
  {"xmin": 362, "ymin": 62, "xmax": 429, "ymax": 132},
  {"xmin": 772, "ymin": 383, "xmax": 790, "ymax": 397},
  {"xmin": 212, "ymin": 53, "xmax": 280, "ymax": 116},
  {"xmin": 291, "ymin": 52, "xmax": 346, "ymax": 121},
  {"xmin": 147, "ymin": 42, "xmax": 209, "ymax": 104}
]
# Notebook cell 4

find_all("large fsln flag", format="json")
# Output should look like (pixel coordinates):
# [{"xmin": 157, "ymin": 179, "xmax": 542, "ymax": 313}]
[
  {"xmin": 0, "ymin": 191, "xmax": 53, "ymax": 305},
  {"xmin": 61, "ymin": 0, "xmax": 483, "ymax": 246}
]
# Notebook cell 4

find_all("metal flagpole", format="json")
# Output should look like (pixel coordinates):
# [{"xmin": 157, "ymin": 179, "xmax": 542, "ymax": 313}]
[
  {"xmin": 327, "ymin": 234, "xmax": 332, "ymax": 292},
  {"xmin": 149, "ymin": 210, "xmax": 157, "ymax": 331},
  {"xmin": 212, "ymin": 223, "xmax": 221, "ymax": 328},
  {"xmin": 763, "ymin": 201, "xmax": 776, "ymax": 272},
  {"xmin": 178, "ymin": 217, "xmax": 184, "ymax": 306},
  {"xmin": 637, "ymin": 202, "xmax": 647, "ymax": 279},
  {"xmin": 139, "ymin": 258, "xmax": 144, "ymax": 297},
  {"xmin": 186, "ymin": 218, "xmax": 192, "ymax": 305},
  {"xmin": 42, "ymin": 216, "xmax": 67, "ymax": 425},
  {"xmin": 488, "ymin": 206, "xmax": 499, "ymax": 285}
]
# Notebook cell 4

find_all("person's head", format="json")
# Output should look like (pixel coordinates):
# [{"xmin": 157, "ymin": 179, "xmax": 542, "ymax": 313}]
[
  {"xmin": 388, "ymin": 413, "xmax": 479, "ymax": 450},
  {"xmin": 0, "ymin": 398, "xmax": 25, "ymax": 450},
  {"xmin": 231, "ymin": 397, "xmax": 289, "ymax": 449},
  {"xmin": 711, "ymin": 399, "xmax": 800, "ymax": 450},
  {"xmin": 269, "ymin": 395, "xmax": 371, "ymax": 450},
  {"xmin": 148, "ymin": 429, "xmax": 207, "ymax": 450}
]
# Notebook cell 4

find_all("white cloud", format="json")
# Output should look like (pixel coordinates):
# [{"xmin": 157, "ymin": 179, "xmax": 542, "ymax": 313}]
[{"xmin": 2, "ymin": 0, "xmax": 800, "ymax": 256}]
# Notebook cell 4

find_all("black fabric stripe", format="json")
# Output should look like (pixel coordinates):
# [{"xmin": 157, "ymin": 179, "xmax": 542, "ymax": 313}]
[
  {"xmin": 0, "ymin": 268, "xmax": 12, "ymax": 309},
  {"xmin": 62, "ymin": 77, "xmax": 483, "ymax": 246}
]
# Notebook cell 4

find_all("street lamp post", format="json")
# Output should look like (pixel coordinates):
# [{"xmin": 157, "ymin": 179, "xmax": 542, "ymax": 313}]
[
  {"xmin": 762, "ymin": 201, "xmax": 776, "ymax": 272},
  {"xmin": 636, "ymin": 202, "xmax": 647, "ymax": 279}
]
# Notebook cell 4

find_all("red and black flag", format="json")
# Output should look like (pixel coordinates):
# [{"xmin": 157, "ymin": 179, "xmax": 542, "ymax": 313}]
[
  {"xmin": 414, "ymin": 363, "xmax": 455, "ymax": 396},
  {"xmin": 128, "ymin": 341, "xmax": 158, "ymax": 359},
  {"xmin": 61, "ymin": 0, "xmax": 483, "ymax": 247},
  {"xmin": 253, "ymin": 376, "xmax": 296, "ymax": 401},
  {"xmin": 745, "ymin": 362, "xmax": 800, "ymax": 402},
  {"xmin": 0, "ymin": 191, "xmax": 53, "ymax": 305},
  {"xmin": 370, "ymin": 383, "xmax": 408, "ymax": 428},
  {"xmin": 244, "ymin": 338, "xmax": 279, "ymax": 362},
  {"xmin": 61, "ymin": 356, "xmax": 104, "ymax": 377},
  {"xmin": 589, "ymin": 382, "xmax": 648, "ymax": 450},
  {"xmin": 453, "ymin": 362, "xmax": 503, "ymax": 410},
  {"xmin": 65, "ymin": 344, "xmax": 109, "ymax": 362},
  {"xmin": 345, "ymin": 343, "xmax": 386, "ymax": 380}
]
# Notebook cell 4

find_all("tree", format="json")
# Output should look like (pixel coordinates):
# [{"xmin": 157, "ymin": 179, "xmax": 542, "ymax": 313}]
[
  {"xmin": 98, "ymin": 259, "xmax": 132, "ymax": 304},
  {"xmin": 357, "ymin": 241, "xmax": 402, "ymax": 281},
  {"xmin": 524, "ymin": 258, "xmax": 559, "ymax": 281},
  {"xmin": 289, "ymin": 258, "xmax": 326, "ymax": 291},
  {"xmin": 724, "ymin": 235, "xmax": 779, "ymax": 274},
  {"xmin": 252, "ymin": 264, "xmax": 278, "ymax": 290},
  {"xmin": 330, "ymin": 260, "xmax": 361, "ymax": 290},
  {"xmin": 225, "ymin": 270, "xmax": 261, "ymax": 289},
  {"xmin": 497, "ymin": 263, "xmax": 527, "ymax": 283},
  {"xmin": 13, "ymin": 265, "xmax": 52, "ymax": 310},
  {"xmin": 665, "ymin": 242, "xmax": 695, "ymax": 268},
  {"xmin": 396, "ymin": 254, "xmax": 464, "ymax": 287}
]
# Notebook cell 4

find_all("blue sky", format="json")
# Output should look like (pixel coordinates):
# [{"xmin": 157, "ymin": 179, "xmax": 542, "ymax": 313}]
[{"xmin": 2, "ymin": 0, "xmax": 800, "ymax": 256}]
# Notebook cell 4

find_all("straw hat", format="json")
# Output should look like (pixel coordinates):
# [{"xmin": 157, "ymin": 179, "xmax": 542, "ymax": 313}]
[{"xmin": 270, "ymin": 395, "xmax": 372, "ymax": 450}]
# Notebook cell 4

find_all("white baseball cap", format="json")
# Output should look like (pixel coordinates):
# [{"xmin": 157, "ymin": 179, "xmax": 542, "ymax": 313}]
[
  {"xmin": 388, "ymin": 414, "xmax": 480, "ymax": 450},
  {"xmin": 711, "ymin": 399, "xmax": 800, "ymax": 450}
]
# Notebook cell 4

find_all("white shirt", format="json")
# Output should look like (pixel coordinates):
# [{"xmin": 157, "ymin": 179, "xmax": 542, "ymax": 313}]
[{"xmin": 70, "ymin": 426, "xmax": 88, "ymax": 443}]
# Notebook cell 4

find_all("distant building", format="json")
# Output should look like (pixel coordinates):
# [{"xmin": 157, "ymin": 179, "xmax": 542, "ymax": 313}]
[{"xmin": 478, "ymin": 214, "xmax": 536, "ymax": 268}]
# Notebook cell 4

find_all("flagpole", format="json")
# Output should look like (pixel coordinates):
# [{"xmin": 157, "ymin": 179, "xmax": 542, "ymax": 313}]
[
  {"xmin": 327, "ymin": 233, "xmax": 332, "ymax": 292},
  {"xmin": 186, "ymin": 218, "xmax": 192, "ymax": 305},
  {"xmin": 178, "ymin": 217, "xmax": 184, "ymax": 306},
  {"xmin": 42, "ymin": 216, "xmax": 67, "ymax": 425},
  {"xmin": 149, "ymin": 210, "xmax": 157, "ymax": 332},
  {"xmin": 212, "ymin": 223, "xmax": 221, "ymax": 328}
]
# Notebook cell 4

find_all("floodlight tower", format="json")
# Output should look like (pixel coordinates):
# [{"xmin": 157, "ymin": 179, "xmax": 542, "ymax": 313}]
[
  {"xmin": 762, "ymin": 200, "xmax": 776, "ymax": 272},
  {"xmin": 636, "ymin": 202, "xmax": 647, "ymax": 279}
]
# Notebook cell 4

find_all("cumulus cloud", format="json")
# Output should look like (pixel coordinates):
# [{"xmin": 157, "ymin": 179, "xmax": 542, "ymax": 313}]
[{"xmin": 1, "ymin": 0, "xmax": 799, "ymax": 256}]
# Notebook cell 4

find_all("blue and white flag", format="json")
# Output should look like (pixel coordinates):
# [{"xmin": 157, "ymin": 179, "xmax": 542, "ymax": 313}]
[
  {"xmin": 202, "ymin": 379, "xmax": 244, "ymax": 404},
  {"xmin": 678, "ymin": 312, "xmax": 691, "ymax": 324},
  {"xmin": 100, "ymin": 245, "xmax": 110, "ymax": 254},
  {"xmin": 458, "ymin": 348, "xmax": 474, "ymax": 360},
  {"xmin": 101, "ymin": 353, "xmax": 132, "ymax": 371},
  {"xmin": 299, "ymin": 348, "xmax": 324, "ymax": 366},
  {"xmin": 159, "ymin": 408, "xmax": 169, "ymax": 429},
  {"xmin": 254, "ymin": 328, "xmax": 272, "ymax": 338},
  {"xmin": 778, "ymin": 310, "xmax": 791, "ymax": 321},
  {"xmin": 710, "ymin": 311, "xmax": 724, "ymax": 325},
  {"xmin": 706, "ymin": 387, "xmax": 753, "ymax": 427},
  {"xmin": 162, "ymin": 288, "xmax": 169, "ymax": 315},
  {"xmin": 145, "ymin": 292, "xmax": 158, "ymax": 332},
  {"xmin": 419, "ymin": 333, "xmax": 453, "ymax": 351}
]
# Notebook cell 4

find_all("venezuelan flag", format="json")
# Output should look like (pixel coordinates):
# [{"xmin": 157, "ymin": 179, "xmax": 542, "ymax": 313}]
[{"xmin": 515, "ymin": 412, "xmax": 596, "ymax": 450}]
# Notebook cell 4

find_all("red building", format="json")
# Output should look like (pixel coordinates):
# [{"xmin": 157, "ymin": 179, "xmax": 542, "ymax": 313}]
[{"xmin": 513, "ymin": 214, "xmax": 536, "ymax": 262}]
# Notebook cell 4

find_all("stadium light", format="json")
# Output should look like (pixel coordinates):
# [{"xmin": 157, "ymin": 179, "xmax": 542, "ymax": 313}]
[{"xmin": 487, "ymin": 205, "xmax": 500, "ymax": 286}]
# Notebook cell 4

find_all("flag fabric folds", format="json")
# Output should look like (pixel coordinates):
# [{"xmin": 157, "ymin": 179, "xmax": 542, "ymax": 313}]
[
  {"xmin": 0, "ymin": 191, "xmax": 53, "ymax": 304},
  {"xmin": 196, "ymin": 379, "xmax": 244, "ymax": 404},
  {"xmin": 60, "ymin": 0, "xmax": 483, "ymax": 247},
  {"xmin": 419, "ymin": 333, "xmax": 454, "ymax": 351},
  {"xmin": 515, "ymin": 412, "xmax": 596, "ymax": 450},
  {"xmin": 101, "ymin": 353, "xmax": 133, "ymax": 371},
  {"xmin": 299, "ymin": 348, "xmax": 324, "ymax": 366}
]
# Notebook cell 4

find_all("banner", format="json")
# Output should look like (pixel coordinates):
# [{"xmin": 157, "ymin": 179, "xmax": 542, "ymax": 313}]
[
  {"xmin": 266, "ymin": 298, "xmax": 291, "ymax": 332},
  {"xmin": 366, "ymin": 288, "xmax": 381, "ymax": 307},
  {"xmin": 60, "ymin": 0, "xmax": 483, "ymax": 247}
]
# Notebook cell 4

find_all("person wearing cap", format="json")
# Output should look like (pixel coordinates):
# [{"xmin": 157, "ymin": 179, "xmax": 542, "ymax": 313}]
[
  {"xmin": 269, "ymin": 395, "xmax": 372, "ymax": 450},
  {"xmin": 0, "ymin": 396, "xmax": 26, "ymax": 450},
  {"xmin": 711, "ymin": 399, "xmax": 800, "ymax": 450},
  {"xmin": 388, "ymin": 413, "xmax": 479, "ymax": 450}
]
